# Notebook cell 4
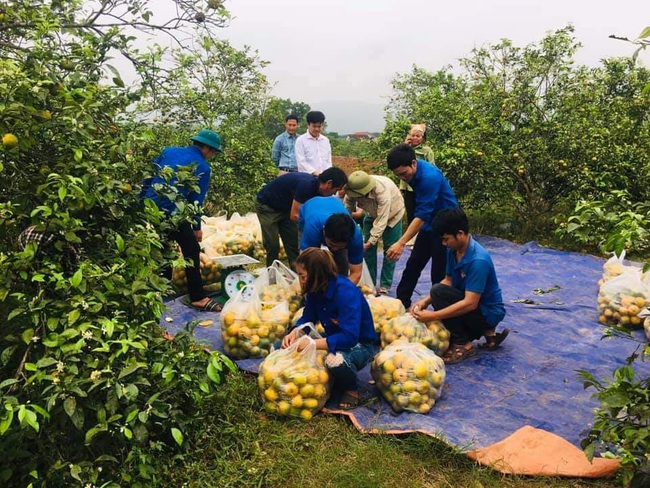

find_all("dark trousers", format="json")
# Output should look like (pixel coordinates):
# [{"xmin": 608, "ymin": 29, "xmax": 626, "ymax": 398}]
[
  {"xmin": 401, "ymin": 190, "xmax": 416, "ymax": 225},
  {"xmin": 429, "ymin": 283, "xmax": 489, "ymax": 344},
  {"xmin": 256, "ymin": 201, "xmax": 299, "ymax": 267},
  {"xmin": 169, "ymin": 221, "xmax": 205, "ymax": 302},
  {"xmin": 396, "ymin": 229, "xmax": 447, "ymax": 309}
]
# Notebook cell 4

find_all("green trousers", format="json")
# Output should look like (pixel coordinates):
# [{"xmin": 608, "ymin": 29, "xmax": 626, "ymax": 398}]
[
  {"xmin": 362, "ymin": 215, "xmax": 402, "ymax": 289},
  {"xmin": 256, "ymin": 201, "xmax": 299, "ymax": 267}
]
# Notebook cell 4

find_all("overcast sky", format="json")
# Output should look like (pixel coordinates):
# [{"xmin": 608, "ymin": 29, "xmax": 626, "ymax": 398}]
[{"xmin": 209, "ymin": 0, "xmax": 648, "ymax": 132}]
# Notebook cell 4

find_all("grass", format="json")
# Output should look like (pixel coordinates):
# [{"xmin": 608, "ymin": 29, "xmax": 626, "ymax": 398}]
[{"xmin": 163, "ymin": 370, "xmax": 618, "ymax": 488}]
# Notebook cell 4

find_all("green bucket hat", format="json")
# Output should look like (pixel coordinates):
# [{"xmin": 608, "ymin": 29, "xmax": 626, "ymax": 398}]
[
  {"xmin": 190, "ymin": 129, "xmax": 223, "ymax": 152},
  {"xmin": 346, "ymin": 170, "xmax": 376, "ymax": 198}
]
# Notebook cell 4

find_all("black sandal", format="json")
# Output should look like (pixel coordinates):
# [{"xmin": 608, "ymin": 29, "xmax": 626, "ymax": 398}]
[{"xmin": 478, "ymin": 328, "xmax": 510, "ymax": 351}]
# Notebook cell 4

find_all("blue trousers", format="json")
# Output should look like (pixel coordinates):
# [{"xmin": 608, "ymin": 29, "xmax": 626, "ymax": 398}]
[{"xmin": 326, "ymin": 342, "xmax": 375, "ymax": 392}]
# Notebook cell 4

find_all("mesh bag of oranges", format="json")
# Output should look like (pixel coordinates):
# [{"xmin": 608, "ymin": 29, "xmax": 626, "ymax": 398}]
[
  {"xmin": 172, "ymin": 252, "xmax": 222, "ymax": 294},
  {"xmin": 371, "ymin": 339, "xmax": 446, "ymax": 414},
  {"xmin": 220, "ymin": 286, "xmax": 290, "ymax": 359},
  {"xmin": 254, "ymin": 260, "xmax": 302, "ymax": 318},
  {"xmin": 597, "ymin": 271, "xmax": 649, "ymax": 328},
  {"xmin": 380, "ymin": 314, "xmax": 450, "ymax": 357},
  {"xmin": 257, "ymin": 324, "xmax": 331, "ymax": 421},
  {"xmin": 366, "ymin": 295, "xmax": 405, "ymax": 335}
]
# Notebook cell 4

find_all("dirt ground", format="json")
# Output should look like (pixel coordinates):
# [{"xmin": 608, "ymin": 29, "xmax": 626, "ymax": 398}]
[{"xmin": 332, "ymin": 155, "xmax": 382, "ymax": 175}]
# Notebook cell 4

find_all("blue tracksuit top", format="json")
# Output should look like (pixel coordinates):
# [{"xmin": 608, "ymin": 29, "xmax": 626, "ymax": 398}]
[
  {"xmin": 295, "ymin": 276, "xmax": 377, "ymax": 352},
  {"xmin": 141, "ymin": 145, "xmax": 211, "ymax": 228},
  {"xmin": 409, "ymin": 159, "xmax": 458, "ymax": 231}
]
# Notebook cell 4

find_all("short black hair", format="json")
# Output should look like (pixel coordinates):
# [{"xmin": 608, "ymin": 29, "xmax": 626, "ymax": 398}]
[
  {"xmin": 432, "ymin": 207, "xmax": 469, "ymax": 236},
  {"xmin": 285, "ymin": 113, "xmax": 298, "ymax": 122},
  {"xmin": 306, "ymin": 111, "xmax": 326, "ymax": 124},
  {"xmin": 387, "ymin": 144, "xmax": 416, "ymax": 170},
  {"xmin": 318, "ymin": 167, "xmax": 347, "ymax": 187},
  {"xmin": 323, "ymin": 213, "xmax": 356, "ymax": 243}
]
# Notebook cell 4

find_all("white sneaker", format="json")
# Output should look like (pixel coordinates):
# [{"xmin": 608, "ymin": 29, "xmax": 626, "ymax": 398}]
[{"xmin": 378, "ymin": 287, "xmax": 389, "ymax": 296}]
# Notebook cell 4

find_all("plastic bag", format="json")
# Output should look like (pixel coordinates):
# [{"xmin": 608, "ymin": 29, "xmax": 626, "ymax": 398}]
[
  {"xmin": 292, "ymin": 307, "xmax": 325, "ymax": 336},
  {"xmin": 171, "ymin": 252, "xmax": 222, "ymax": 294},
  {"xmin": 366, "ymin": 295, "xmax": 405, "ymax": 335},
  {"xmin": 381, "ymin": 313, "xmax": 450, "ymax": 357},
  {"xmin": 220, "ymin": 286, "xmax": 290, "ymax": 359},
  {"xmin": 254, "ymin": 260, "xmax": 302, "ymax": 317},
  {"xmin": 597, "ymin": 271, "xmax": 648, "ymax": 328},
  {"xmin": 599, "ymin": 251, "xmax": 640, "ymax": 287},
  {"xmin": 371, "ymin": 339, "xmax": 445, "ymax": 414},
  {"xmin": 358, "ymin": 260, "xmax": 375, "ymax": 296},
  {"xmin": 257, "ymin": 324, "xmax": 331, "ymax": 421}
]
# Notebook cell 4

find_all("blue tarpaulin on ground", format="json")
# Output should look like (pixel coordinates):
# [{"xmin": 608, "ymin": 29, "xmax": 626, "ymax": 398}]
[{"xmin": 161, "ymin": 236, "xmax": 648, "ymax": 463}]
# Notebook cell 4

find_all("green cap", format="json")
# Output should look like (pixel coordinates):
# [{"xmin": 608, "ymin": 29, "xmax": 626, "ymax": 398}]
[
  {"xmin": 345, "ymin": 170, "xmax": 376, "ymax": 198},
  {"xmin": 190, "ymin": 129, "xmax": 223, "ymax": 152}
]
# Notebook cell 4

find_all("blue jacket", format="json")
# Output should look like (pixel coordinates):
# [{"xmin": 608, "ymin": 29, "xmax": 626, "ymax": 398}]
[
  {"xmin": 296, "ymin": 276, "xmax": 377, "ymax": 352},
  {"xmin": 299, "ymin": 197, "xmax": 364, "ymax": 265},
  {"xmin": 141, "ymin": 145, "xmax": 211, "ymax": 228},
  {"xmin": 446, "ymin": 237, "xmax": 506, "ymax": 326},
  {"xmin": 409, "ymin": 159, "xmax": 458, "ymax": 231}
]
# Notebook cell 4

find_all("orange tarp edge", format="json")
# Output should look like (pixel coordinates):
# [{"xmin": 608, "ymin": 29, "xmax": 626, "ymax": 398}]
[{"xmin": 323, "ymin": 408, "xmax": 619, "ymax": 478}]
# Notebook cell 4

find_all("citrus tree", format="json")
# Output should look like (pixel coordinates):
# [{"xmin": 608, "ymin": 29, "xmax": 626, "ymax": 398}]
[{"xmin": 0, "ymin": 1, "xmax": 238, "ymax": 485}]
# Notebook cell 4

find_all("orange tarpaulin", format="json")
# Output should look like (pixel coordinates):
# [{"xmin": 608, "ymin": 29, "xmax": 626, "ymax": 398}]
[{"xmin": 467, "ymin": 426, "xmax": 619, "ymax": 477}]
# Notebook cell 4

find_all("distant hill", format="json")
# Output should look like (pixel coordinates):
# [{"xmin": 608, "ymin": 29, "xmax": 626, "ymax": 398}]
[{"xmin": 312, "ymin": 100, "xmax": 385, "ymax": 135}]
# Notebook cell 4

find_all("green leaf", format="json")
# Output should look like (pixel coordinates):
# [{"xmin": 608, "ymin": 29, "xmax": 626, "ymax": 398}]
[
  {"xmin": 638, "ymin": 25, "xmax": 650, "ymax": 39},
  {"xmin": 116, "ymin": 234, "xmax": 125, "ymax": 252},
  {"xmin": 70, "ymin": 464, "xmax": 82, "ymax": 481},
  {"xmin": 0, "ymin": 379, "xmax": 19, "ymax": 389},
  {"xmin": 123, "ymin": 427, "xmax": 133, "ymax": 439},
  {"xmin": 71, "ymin": 407, "xmax": 84, "ymax": 430},
  {"xmin": 23, "ymin": 409, "xmax": 38, "ymax": 432},
  {"xmin": 118, "ymin": 363, "xmax": 145, "ymax": 380},
  {"xmin": 21, "ymin": 328, "xmax": 34, "ymax": 344},
  {"xmin": 126, "ymin": 409, "xmax": 139, "ymax": 423},
  {"xmin": 206, "ymin": 362, "xmax": 221, "ymax": 384},
  {"xmin": 73, "ymin": 148, "xmax": 83, "ymax": 163},
  {"xmin": 70, "ymin": 268, "xmax": 83, "ymax": 288},
  {"xmin": 85, "ymin": 425, "xmax": 106, "ymax": 445},
  {"xmin": 58, "ymin": 186, "xmax": 67, "ymax": 202},
  {"xmin": 171, "ymin": 427, "xmax": 183, "ymax": 446},
  {"xmin": 64, "ymin": 397, "xmax": 76, "ymax": 418},
  {"xmin": 113, "ymin": 77, "xmax": 125, "ymax": 88},
  {"xmin": 68, "ymin": 309, "xmax": 81, "ymax": 325},
  {"xmin": 0, "ymin": 409, "xmax": 14, "ymax": 434}
]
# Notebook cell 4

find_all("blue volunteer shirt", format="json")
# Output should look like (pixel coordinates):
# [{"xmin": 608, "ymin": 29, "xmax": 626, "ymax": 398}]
[
  {"xmin": 445, "ymin": 236, "xmax": 506, "ymax": 326},
  {"xmin": 271, "ymin": 131, "xmax": 298, "ymax": 171},
  {"xmin": 256, "ymin": 172, "xmax": 320, "ymax": 213},
  {"xmin": 409, "ymin": 159, "xmax": 458, "ymax": 231},
  {"xmin": 141, "ymin": 145, "xmax": 211, "ymax": 229},
  {"xmin": 296, "ymin": 276, "xmax": 377, "ymax": 352},
  {"xmin": 299, "ymin": 197, "xmax": 364, "ymax": 265}
]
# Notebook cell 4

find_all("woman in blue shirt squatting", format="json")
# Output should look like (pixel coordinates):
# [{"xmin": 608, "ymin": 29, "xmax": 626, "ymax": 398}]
[
  {"xmin": 411, "ymin": 207, "xmax": 508, "ymax": 365},
  {"xmin": 282, "ymin": 248, "xmax": 377, "ymax": 410}
]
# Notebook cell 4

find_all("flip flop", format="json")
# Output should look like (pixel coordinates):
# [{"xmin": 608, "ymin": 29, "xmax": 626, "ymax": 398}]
[
  {"xmin": 185, "ymin": 297, "xmax": 222, "ymax": 312},
  {"xmin": 443, "ymin": 344, "xmax": 477, "ymax": 364},
  {"xmin": 478, "ymin": 328, "xmax": 510, "ymax": 351}
]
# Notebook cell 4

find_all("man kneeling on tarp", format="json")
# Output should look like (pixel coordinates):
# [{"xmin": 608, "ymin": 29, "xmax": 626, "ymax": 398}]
[{"xmin": 410, "ymin": 207, "xmax": 508, "ymax": 364}]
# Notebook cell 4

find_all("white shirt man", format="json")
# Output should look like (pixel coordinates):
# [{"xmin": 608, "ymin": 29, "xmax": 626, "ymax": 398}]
[{"xmin": 295, "ymin": 111, "xmax": 332, "ymax": 175}]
